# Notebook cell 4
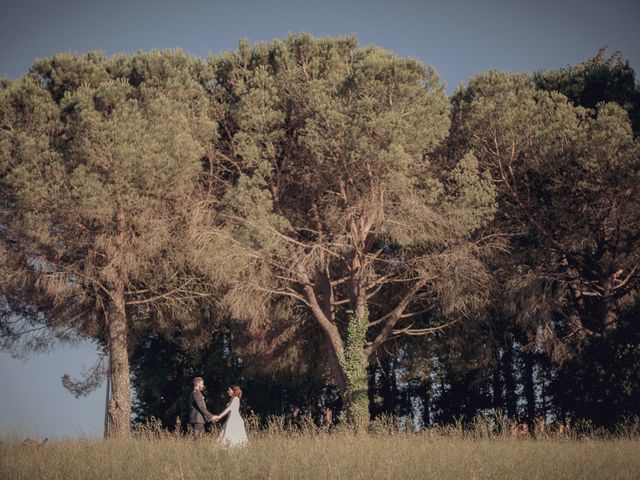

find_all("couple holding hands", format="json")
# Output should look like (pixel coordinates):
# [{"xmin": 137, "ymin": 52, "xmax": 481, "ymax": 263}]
[{"xmin": 188, "ymin": 377, "xmax": 248, "ymax": 447}]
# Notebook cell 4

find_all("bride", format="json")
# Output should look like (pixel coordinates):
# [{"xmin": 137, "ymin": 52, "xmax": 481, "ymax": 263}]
[{"xmin": 213, "ymin": 385, "xmax": 248, "ymax": 447}]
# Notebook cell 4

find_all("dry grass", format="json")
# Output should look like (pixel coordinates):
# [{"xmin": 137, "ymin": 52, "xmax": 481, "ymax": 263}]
[{"xmin": 2, "ymin": 420, "xmax": 639, "ymax": 480}]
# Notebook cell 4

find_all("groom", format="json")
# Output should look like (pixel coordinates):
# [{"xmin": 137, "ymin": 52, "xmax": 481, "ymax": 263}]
[{"xmin": 188, "ymin": 377, "xmax": 215, "ymax": 436}]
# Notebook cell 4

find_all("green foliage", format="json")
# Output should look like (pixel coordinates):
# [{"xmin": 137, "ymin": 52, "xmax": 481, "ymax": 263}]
[
  {"xmin": 450, "ymin": 68, "xmax": 640, "ymax": 347},
  {"xmin": 340, "ymin": 310, "xmax": 369, "ymax": 424},
  {"xmin": 533, "ymin": 48, "xmax": 640, "ymax": 135},
  {"xmin": 1, "ymin": 49, "xmax": 217, "ymax": 344},
  {"xmin": 439, "ymin": 55, "xmax": 640, "ymax": 433},
  {"xmin": 445, "ymin": 152, "xmax": 497, "ymax": 233}
]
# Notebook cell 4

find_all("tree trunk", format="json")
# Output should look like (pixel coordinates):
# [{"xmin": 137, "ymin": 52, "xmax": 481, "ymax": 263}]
[
  {"xmin": 381, "ymin": 355, "xmax": 396, "ymax": 416},
  {"xmin": 602, "ymin": 276, "xmax": 618, "ymax": 333},
  {"xmin": 492, "ymin": 349, "xmax": 504, "ymax": 413},
  {"xmin": 420, "ymin": 379, "xmax": 431, "ymax": 430},
  {"xmin": 522, "ymin": 351, "xmax": 536, "ymax": 424},
  {"xmin": 107, "ymin": 275, "xmax": 131, "ymax": 438},
  {"xmin": 341, "ymin": 250, "xmax": 370, "ymax": 429},
  {"xmin": 342, "ymin": 309, "xmax": 369, "ymax": 430},
  {"xmin": 302, "ymin": 261, "xmax": 370, "ymax": 429},
  {"xmin": 503, "ymin": 339, "xmax": 517, "ymax": 419},
  {"xmin": 324, "ymin": 335, "xmax": 349, "ymax": 394},
  {"xmin": 367, "ymin": 365, "xmax": 377, "ymax": 418},
  {"xmin": 106, "ymin": 208, "xmax": 131, "ymax": 438}
]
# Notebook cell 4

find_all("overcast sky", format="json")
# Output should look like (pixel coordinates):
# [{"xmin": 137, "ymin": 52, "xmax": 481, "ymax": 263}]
[{"xmin": 1, "ymin": 0, "xmax": 639, "ymax": 438}]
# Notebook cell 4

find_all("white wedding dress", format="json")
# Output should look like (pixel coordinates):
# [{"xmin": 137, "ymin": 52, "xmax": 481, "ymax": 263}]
[{"xmin": 217, "ymin": 396, "xmax": 248, "ymax": 447}]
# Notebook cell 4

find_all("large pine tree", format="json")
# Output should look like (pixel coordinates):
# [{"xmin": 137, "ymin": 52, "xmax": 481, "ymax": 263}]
[
  {"xmin": 192, "ymin": 34, "xmax": 496, "ymax": 425},
  {"xmin": 0, "ymin": 50, "xmax": 216, "ymax": 437}
]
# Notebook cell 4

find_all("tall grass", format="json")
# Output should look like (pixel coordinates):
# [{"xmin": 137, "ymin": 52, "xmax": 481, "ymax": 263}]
[{"xmin": 2, "ymin": 415, "xmax": 639, "ymax": 480}]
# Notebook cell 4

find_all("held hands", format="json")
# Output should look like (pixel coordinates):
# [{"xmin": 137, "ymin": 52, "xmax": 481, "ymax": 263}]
[{"xmin": 210, "ymin": 415, "xmax": 219, "ymax": 423}]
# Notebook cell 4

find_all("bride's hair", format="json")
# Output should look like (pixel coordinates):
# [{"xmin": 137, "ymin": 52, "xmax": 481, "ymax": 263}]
[{"xmin": 230, "ymin": 385, "xmax": 243, "ymax": 398}]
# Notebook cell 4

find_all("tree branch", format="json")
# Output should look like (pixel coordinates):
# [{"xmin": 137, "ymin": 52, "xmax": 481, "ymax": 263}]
[
  {"xmin": 390, "ymin": 317, "xmax": 460, "ymax": 337},
  {"xmin": 364, "ymin": 275, "xmax": 430, "ymax": 358}
]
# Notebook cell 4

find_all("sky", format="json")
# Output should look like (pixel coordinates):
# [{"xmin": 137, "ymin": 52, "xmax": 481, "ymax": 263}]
[{"xmin": 1, "ymin": 0, "xmax": 639, "ymax": 439}]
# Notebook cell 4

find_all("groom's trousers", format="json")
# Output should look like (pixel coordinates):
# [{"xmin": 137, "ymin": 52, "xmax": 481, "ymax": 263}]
[{"xmin": 190, "ymin": 422, "xmax": 206, "ymax": 436}]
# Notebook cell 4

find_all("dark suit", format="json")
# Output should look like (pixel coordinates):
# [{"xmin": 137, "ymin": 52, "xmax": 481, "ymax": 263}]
[{"xmin": 188, "ymin": 389, "xmax": 214, "ymax": 435}]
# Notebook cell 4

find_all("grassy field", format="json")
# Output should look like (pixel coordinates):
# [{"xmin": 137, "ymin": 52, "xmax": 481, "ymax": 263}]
[{"xmin": 2, "ymin": 429, "xmax": 639, "ymax": 480}]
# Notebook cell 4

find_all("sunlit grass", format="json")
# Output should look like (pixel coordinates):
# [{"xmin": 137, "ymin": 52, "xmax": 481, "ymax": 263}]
[{"xmin": 2, "ymin": 421, "xmax": 639, "ymax": 480}]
